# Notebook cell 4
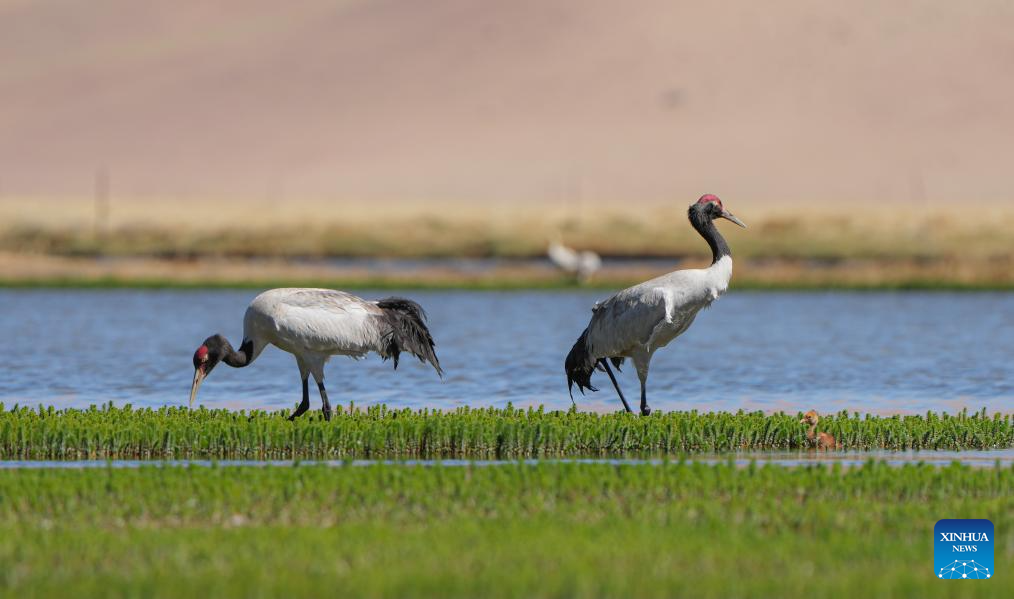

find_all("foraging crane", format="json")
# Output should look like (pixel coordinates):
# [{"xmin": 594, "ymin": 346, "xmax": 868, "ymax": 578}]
[
  {"xmin": 548, "ymin": 236, "xmax": 602, "ymax": 283},
  {"xmin": 565, "ymin": 195, "xmax": 745, "ymax": 415},
  {"xmin": 189, "ymin": 288, "xmax": 442, "ymax": 420}
]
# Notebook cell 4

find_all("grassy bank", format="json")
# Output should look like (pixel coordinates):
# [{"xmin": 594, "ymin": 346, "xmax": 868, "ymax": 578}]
[
  {"xmin": 2, "ymin": 405, "xmax": 1010, "ymax": 460},
  {"xmin": 5, "ymin": 200, "xmax": 1014, "ymax": 261},
  {"xmin": 0, "ymin": 462, "xmax": 1009, "ymax": 598},
  {"xmin": 3, "ymin": 201, "xmax": 1013, "ymax": 290},
  {"xmin": 1, "ymin": 251, "xmax": 1013, "ymax": 291},
  {"xmin": 3, "ymin": 273, "xmax": 1013, "ymax": 291}
]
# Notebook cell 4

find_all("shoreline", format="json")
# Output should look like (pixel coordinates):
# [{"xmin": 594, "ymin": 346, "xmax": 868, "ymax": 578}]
[
  {"xmin": 3, "ymin": 277, "xmax": 1012, "ymax": 291},
  {"xmin": 2, "ymin": 252, "xmax": 1011, "ymax": 291}
]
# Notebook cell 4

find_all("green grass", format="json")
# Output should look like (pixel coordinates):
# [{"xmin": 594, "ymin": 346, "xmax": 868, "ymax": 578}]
[
  {"xmin": 2, "ymin": 404, "xmax": 1010, "ymax": 460},
  {"xmin": 0, "ymin": 462, "xmax": 1009, "ymax": 598}
]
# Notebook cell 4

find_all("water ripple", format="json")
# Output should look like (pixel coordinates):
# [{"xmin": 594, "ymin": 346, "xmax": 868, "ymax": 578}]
[{"xmin": 0, "ymin": 290, "xmax": 1010, "ymax": 414}]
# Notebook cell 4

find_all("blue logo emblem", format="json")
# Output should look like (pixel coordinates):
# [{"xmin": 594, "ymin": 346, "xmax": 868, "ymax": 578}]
[{"xmin": 934, "ymin": 519, "xmax": 994, "ymax": 580}]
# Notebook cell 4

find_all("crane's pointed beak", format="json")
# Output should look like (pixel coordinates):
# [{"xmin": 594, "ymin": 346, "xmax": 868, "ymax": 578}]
[
  {"xmin": 721, "ymin": 210, "xmax": 747, "ymax": 228},
  {"xmin": 189, "ymin": 368, "xmax": 205, "ymax": 409}
]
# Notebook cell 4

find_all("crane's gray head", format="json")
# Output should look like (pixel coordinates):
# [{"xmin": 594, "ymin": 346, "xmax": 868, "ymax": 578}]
[
  {"xmin": 190, "ymin": 334, "xmax": 227, "ymax": 409},
  {"xmin": 689, "ymin": 194, "xmax": 746, "ymax": 228}
]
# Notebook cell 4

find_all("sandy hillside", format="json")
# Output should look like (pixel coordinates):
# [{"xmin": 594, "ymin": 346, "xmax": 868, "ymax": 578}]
[{"xmin": 2, "ymin": 0, "xmax": 1013, "ymax": 206}]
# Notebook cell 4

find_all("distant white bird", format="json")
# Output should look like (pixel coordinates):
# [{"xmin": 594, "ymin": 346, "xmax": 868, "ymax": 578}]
[
  {"xmin": 548, "ymin": 236, "xmax": 602, "ymax": 283},
  {"xmin": 189, "ymin": 288, "xmax": 442, "ymax": 420},
  {"xmin": 565, "ymin": 195, "xmax": 746, "ymax": 415}
]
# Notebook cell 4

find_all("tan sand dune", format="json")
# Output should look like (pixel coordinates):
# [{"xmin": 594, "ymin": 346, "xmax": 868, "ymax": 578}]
[{"xmin": 1, "ymin": 0, "xmax": 1013, "ymax": 206}]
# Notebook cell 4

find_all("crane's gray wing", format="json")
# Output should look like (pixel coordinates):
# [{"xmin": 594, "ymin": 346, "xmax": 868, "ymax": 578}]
[
  {"xmin": 584, "ymin": 285, "xmax": 671, "ymax": 358},
  {"xmin": 584, "ymin": 268, "xmax": 714, "ymax": 358}
]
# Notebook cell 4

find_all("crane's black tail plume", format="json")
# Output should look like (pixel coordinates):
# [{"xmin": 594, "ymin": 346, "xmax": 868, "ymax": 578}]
[
  {"xmin": 377, "ymin": 297, "xmax": 443, "ymax": 377},
  {"xmin": 565, "ymin": 329, "xmax": 598, "ymax": 398}
]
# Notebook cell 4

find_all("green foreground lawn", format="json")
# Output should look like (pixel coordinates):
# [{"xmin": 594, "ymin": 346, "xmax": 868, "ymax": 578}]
[{"xmin": 0, "ymin": 462, "xmax": 1010, "ymax": 598}]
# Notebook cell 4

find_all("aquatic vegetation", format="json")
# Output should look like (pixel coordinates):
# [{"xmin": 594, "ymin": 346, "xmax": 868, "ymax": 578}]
[
  {"xmin": 0, "ymin": 462, "xmax": 1010, "ymax": 598},
  {"xmin": 0, "ymin": 404, "xmax": 1009, "ymax": 459}
]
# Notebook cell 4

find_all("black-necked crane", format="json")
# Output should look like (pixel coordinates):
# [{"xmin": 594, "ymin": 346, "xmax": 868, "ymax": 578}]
[
  {"xmin": 189, "ymin": 288, "xmax": 442, "ymax": 420},
  {"xmin": 564, "ymin": 194, "xmax": 745, "ymax": 415},
  {"xmin": 548, "ymin": 236, "xmax": 602, "ymax": 283}
]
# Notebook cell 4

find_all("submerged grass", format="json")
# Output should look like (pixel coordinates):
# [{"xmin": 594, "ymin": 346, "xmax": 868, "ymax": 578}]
[
  {"xmin": 0, "ymin": 462, "xmax": 1010, "ymax": 598},
  {"xmin": 1, "ymin": 404, "xmax": 1010, "ymax": 460}
]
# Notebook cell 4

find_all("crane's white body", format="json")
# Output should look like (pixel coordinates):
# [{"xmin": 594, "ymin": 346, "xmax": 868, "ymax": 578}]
[
  {"xmin": 584, "ymin": 255, "xmax": 733, "ymax": 380},
  {"xmin": 548, "ymin": 240, "xmax": 601, "ymax": 282},
  {"xmin": 242, "ymin": 288, "xmax": 392, "ymax": 381}
]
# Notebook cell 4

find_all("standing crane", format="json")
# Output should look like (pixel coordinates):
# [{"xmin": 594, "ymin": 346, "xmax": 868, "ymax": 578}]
[
  {"xmin": 189, "ymin": 288, "xmax": 442, "ymax": 420},
  {"xmin": 564, "ymin": 195, "xmax": 745, "ymax": 415},
  {"xmin": 548, "ymin": 236, "xmax": 602, "ymax": 284}
]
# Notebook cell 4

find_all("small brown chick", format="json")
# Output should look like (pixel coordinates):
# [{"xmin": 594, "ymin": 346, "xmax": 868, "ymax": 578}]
[{"xmin": 800, "ymin": 410, "xmax": 838, "ymax": 450}]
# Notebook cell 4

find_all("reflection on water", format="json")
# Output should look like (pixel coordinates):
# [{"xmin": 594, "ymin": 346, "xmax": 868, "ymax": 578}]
[
  {"xmin": 2, "ymin": 450, "xmax": 1012, "ymax": 469},
  {"xmin": 0, "ymin": 290, "xmax": 1011, "ymax": 414}
]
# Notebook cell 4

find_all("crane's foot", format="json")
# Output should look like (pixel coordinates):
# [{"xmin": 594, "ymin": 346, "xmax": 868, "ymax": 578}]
[
  {"xmin": 316, "ymin": 381, "xmax": 333, "ymax": 422},
  {"xmin": 640, "ymin": 405, "xmax": 652, "ymax": 416},
  {"xmin": 287, "ymin": 397, "xmax": 311, "ymax": 421}
]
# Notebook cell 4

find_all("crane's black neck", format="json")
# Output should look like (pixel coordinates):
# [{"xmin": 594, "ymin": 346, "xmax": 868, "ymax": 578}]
[
  {"xmin": 688, "ymin": 208, "xmax": 731, "ymax": 264},
  {"xmin": 219, "ymin": 337, "xmax": 255, "ymax": 368}
]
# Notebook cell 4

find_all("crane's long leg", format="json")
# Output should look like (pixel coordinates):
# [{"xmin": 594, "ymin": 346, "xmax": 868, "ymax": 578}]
[
  {"xmin": 639, "ymin": 380, "xmax": 651, "ymax": 416},
  {"xmin": 634, "ymin": 357, "xmax": 651, "ymax": 416},
  {"xmin": 288, "ymin": 377, "xmax": 311, "ymax": 421},
  {"xmin": 599, "ymin": 359, "xmax": 633, "ymax": 414},
  {"xmin": 316, "ymin": 379, "xmax": 332, "ymax": 421}
]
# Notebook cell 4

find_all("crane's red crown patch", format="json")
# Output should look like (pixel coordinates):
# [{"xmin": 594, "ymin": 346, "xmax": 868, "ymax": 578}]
[{"xmin": 697, "ymin": 194, "xmax": 722, "ymax": 207}]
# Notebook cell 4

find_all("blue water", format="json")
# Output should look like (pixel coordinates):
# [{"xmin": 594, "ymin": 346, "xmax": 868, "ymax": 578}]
[{"xmin": 0, "ymin": 290, "xmax": 1011, "ymax": 414}]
